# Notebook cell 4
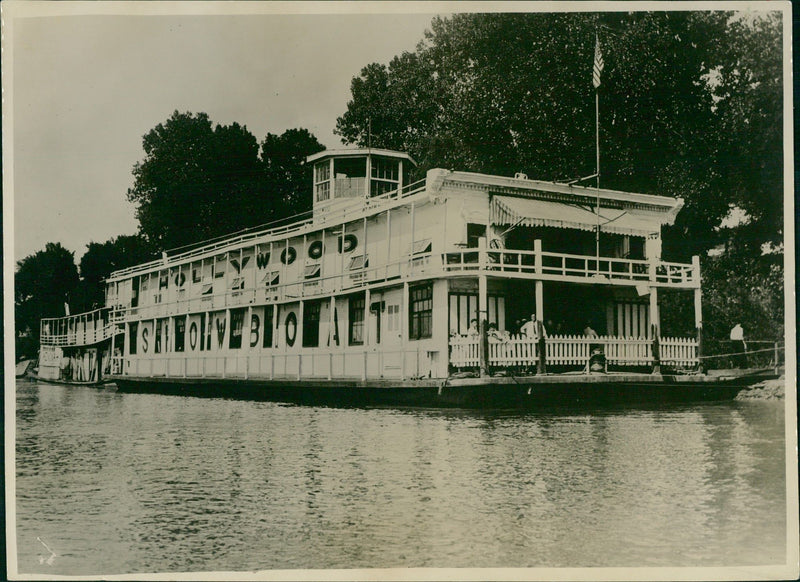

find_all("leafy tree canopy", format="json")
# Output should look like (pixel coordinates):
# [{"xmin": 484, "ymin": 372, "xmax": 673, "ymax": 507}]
[
  {"xmin": 335, "ymin": 11, "xmax": 783, "ymax": 260},
  {"xmin": 76, "ymin": 234, "xmax": 157, "ymax": 310},
  {"xmin": 127, "ymin": 111, "xmax": 324, "ymax": 252},
  {"xmin": 15, "ymin": 242, "xmax": 80, "ymax": 357}
]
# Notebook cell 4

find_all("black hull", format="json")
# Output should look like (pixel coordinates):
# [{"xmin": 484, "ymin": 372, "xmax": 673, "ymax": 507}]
[
  {"xmin": 111, "ymin": 371, "xmax": 773, "ymax": 409},
  {"xmin": 27, "ymin": 372, "xmax": 109, "ymax": 387}
]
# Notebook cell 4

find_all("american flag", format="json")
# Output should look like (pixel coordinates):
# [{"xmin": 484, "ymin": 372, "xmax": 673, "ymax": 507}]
[{"xmin": 593, "ymin": 36, "xmax": 604, "ymax": 88}]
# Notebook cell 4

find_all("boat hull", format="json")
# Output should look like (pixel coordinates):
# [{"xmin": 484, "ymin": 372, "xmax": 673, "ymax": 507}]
[{"xmin": 110, "ymin": 371, "xmax": 773, "ymax": 409}]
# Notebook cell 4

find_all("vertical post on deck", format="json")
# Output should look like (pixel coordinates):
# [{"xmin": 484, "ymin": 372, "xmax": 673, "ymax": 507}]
[
  {"xmin": 363, "ymin": 288, "xmax": 371, "ymax": 381},
  {"xmin": 534, "ymin": 239, "xmax": 545, "ymax": 374},
  {"xmin": 692, "ymin": 255, "xmax": 703, "ymax": 372},
  {"xmin": 328, "ymin": 295, "xmax": 335, "ymax": 379},
  {"xmin": 478, "ymin": 238, "xmax": 489, "ymax": 377},
  {"xmin": 648, "ymin": 264, "xmax": 660, "ymax": 333},
  {"xmin": 297, "ymin": 300, "xmax": 304, "ymax": 380},
  {"xmin": 401, "ymin": 281, "xmax": 409, "ymax": 380},
  {"xmin": 651, "ymin": 323, "xmax": 661, "ymax": 374}
]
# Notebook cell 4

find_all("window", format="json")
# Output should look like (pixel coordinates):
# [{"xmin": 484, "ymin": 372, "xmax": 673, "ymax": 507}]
[
  {"xmin": 314, "ymin": 162, "xmax": 331, "ymax": 202},
  {"xmin": 349, "ymin": 295, "xmax": 365, "ymax": 345},
  {"xmin": 412, "ymin": 239, "xmax": 432, "ymax": 254},
  {"xmin": 131, "ymin": 277, "xmax": 140, "ymax": 308},
  {"xmin": 304, "ymin": 264, "xmax": 321, "ymax": 279},
  {"xmin": 214, "ymin": 255, "xmax": 226, "ymax": 278},
  {"xmin": 175, "ymin": 317, "xmax": 185, "ymax": 352},
  {"xmin": 349, "ymin": 255, "xmax": 368, "ymax": 270},
  {"xmin": 448, "ymin": 293, "xmax": 505, "ymax": 335},
  {"xmin": 159, "ymin": 271, "xmax": 169, "ymax": 290},
  {"xmin": 303, "ymin": 301, "xmax": 322, "ymax": 347},
  {"xmin": 154, "ymin": 319, "xmax": 163, "ymax": 353},
  {"xmin": 370, "ymin": 157, "xmax": 400, "ymax": 196},
  {"xmin": 467, "ymin": 223, "xmax": 486, "ymax": 248},
  {"xmin": 192, "ymin": 262, "xmax": 202, "ymax": 283},
  {"xmin": 129, "ymin": 322, "xmax": 138, "ymax": 355},
  {"xmin": 262, "ymin": 271, "xmax": 280, "ymax": 286},
  {"xmin": 409, "ymin": 284, "xmax": 433, "ymax": 340},
  {"xmin": 229, "ymin": 308, "xmax": 245, "ymax": 349}
]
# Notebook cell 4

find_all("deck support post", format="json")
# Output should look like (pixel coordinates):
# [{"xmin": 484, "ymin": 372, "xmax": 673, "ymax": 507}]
[
  {"xmin": 297, "ymin": 300, "xmax": 304, "ymax": 380},
  {"xmin": 651, "ymin": 323, "xmax": 661, "ymax": 374},
  {"xmin": 109, "ymin": 325, "xmax": 116, "ymax": 376},
  {"xmin": 363, "ymin": 288, "xmax": 371, "ymax": 381},
  {"xmin": 401, "ymin": 282, "xmax": 409, "ymax": 380},
  {"xmin": 692, "ymin": 255, "xmax": 703, "ymax": 372},
  {"xmin": 534, "ymin": 239, "xmax": 545, "ymax": 374},
  {"xmin": 478, "ymin": 238, "xmax": 489, "ymax": 377},
  {"xmin": 328, "ymin": 296, "xmax": 335, "ymax": 379}
]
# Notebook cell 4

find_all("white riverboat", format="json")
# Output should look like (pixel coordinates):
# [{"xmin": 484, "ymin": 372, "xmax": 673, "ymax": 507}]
[{"xmin": 38, "ymin": 148, "xmax": 769, "ymax": 406}]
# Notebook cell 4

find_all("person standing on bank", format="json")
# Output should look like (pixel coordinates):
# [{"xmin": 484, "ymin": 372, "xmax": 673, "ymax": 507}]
[{"xmin": 730, "ymin": 323, "xmax": 747, "ymax": 368}]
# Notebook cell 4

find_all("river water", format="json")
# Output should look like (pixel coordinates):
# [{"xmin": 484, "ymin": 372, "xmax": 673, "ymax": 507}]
[{"xmin": 12, "ymin": 378, "xmax": 789, "ymax": 576}]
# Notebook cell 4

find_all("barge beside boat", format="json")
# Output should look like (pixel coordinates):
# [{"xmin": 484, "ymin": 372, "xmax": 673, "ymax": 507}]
[{"xmin": 39, "ymin": 148, "xmax": 774, "ymax": 405}]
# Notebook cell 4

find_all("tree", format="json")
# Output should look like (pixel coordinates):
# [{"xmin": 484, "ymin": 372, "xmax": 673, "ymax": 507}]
[
  {"xmin": 75, "ymin": 234, "xmax": 156, "ymax": 310},
  {"xmin": 127, "ymin": 111, "xmax": 325, "ymax": 252},
  {"xmin": 127, "ymin": 111, "xmax": 263, "ymax": 251},
  {"xmin": 15, "ymin": 243, "xmax": 80, "ymax": 357},
  {"xmin": 261, "ymin": 128, "xmax": 326, "ymax": 219},
  {"xmin": 335, "ymin": 12, "xmax": 782, "ymax": 258}
]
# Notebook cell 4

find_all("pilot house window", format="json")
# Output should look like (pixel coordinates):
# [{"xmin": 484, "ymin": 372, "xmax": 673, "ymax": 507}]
[
  {"xmin": 371, "ymin": 157, "xmax": 400, "ymax": 196},
  {"xmin": 314, "ymin": 162, "xmax": 331, "ymax": 202}
]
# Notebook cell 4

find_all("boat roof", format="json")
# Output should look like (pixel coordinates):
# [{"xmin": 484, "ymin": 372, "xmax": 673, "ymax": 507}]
[
  {"xmin": 307, "ymin": 148, "xmax": 416, "ymax": 165},
  {"xmin": 438, "ymin": 170, "xmax": 683, "ymax": 214}
]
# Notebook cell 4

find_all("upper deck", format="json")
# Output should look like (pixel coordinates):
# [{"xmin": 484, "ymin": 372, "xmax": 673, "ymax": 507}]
[{"xmin": 95, "ymin": 149, "xmax": 693, "ymax": 327}]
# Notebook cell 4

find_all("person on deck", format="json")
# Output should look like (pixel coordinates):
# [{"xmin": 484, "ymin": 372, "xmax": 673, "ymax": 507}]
[
  {"xmin": 521, "ymin": 313, "xmax": 547, "ymax": 340},
  {"xmin": 583, "ymin": 324, "xmax": 598, "ymax": 338},
  {"xmin": 730, "ymin": 323, "xmax": 747, "ymax": 368},
  {"xmin": 467, "ymin": 319, "xmax": 479, "ymax": 336}
]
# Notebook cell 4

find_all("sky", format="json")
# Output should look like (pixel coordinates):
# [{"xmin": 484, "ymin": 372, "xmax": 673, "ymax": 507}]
[{"xmin": 6, "ymin": 4, "xmax": 438, "ymax": 262}]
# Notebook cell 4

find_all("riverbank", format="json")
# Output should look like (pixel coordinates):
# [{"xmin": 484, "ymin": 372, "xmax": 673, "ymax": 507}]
[{"xmin": 736, "ymin": 375, "xmax": 786, "ymax": 400}]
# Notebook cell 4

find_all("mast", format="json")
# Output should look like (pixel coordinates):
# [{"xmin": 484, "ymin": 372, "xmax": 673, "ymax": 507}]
[{"xmin": 593, "ymin": 31, "xmax": 604, "ymax": 272}]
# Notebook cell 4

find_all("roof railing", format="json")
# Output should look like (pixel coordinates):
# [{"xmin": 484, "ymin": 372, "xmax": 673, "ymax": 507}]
[{"xmin": 107, "ymin": 178, "xmax": 427, "ymax": 281}]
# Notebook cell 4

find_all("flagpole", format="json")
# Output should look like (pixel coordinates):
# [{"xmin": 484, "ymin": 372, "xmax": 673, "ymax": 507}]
[
  {"xmin": 592, "ymin": 31, "xmax": 603, "ymax": 274},
  {"xmin": 595, "ymin": 85, "xmax": 600, "ymax": 272}
]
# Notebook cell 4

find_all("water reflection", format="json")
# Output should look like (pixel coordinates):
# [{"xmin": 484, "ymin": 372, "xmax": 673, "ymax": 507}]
[{"xmin": 14, "ymin": 379, "xmax": 786, "ymax": 574}]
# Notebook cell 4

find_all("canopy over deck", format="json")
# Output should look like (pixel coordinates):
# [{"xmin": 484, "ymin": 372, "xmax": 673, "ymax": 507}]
[{"xmin": 490, "ymin": 195, "xmax": 666, "ymax": 237}]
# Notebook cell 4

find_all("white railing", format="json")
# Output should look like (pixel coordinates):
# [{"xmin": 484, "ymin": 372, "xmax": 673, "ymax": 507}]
[
  {"xmin": 40, "ymin": 307, "xmax": 116, "ymax": 347},
  {"xmin": 111, "ymin": 244, "xmax": 699, "ymax": 325},
  {"xmin": 449, "ymin": 334, "xmax": 697, "ymax": 370},
  {"xmin": 107, "ymin": 179, "xmax": 428, "ymax": 282},
  {"xmin": 659, "ymin": 336, "xmax": 699, "ymax": 367},
  {"xmin": 116, "ymin": 346, "xmax": 437, "ymax": 382},
  {"xmin": 443, "ymin": 248, "xmax": 698, "ymax": 286}
]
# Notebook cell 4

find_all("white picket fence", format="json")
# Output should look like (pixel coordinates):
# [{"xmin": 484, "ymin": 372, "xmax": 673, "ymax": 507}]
[
  {"xmin": 450, "ymin": 335, "xmax": 481, "ymax": 367},
  {"xmin": 659, "ymin": 336, "xmax": 699, "ymax": 367},
  {"xmin": 449, "ymin": 334, "xmax": 697, "ymax": 369}
]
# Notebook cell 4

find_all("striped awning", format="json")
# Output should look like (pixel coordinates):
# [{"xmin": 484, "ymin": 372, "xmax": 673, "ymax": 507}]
[{"xmin": 490, "ymin": 195, "xmax": 661, "ymax": 236}]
